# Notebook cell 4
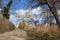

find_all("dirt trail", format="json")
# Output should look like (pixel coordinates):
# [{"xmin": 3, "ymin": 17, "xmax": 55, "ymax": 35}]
[{"xmin": 0, "ymin": 29, "xmax": 27, "ymax": 40}]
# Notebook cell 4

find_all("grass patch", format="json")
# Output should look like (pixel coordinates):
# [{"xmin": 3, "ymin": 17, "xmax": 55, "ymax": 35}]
[{"xmin": 26, "ymin": 25, "xmax": 60, "ymax": 40}]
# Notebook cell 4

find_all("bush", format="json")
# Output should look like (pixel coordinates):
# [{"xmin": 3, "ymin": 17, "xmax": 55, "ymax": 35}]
[{"xmin": 19, "ymin": 20, "xmax": 29, "ymax": 30}]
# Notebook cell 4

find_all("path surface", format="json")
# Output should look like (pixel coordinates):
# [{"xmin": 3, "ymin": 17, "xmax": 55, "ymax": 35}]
[{"xmin": 0, "ymin": 29, "xmax": 27, "ymax": 40}]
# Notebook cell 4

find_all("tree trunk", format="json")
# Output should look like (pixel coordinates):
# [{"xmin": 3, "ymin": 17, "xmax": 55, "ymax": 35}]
[{"xmin": 46, "ymin": 0, "xmax": 60, "ymax": 27}]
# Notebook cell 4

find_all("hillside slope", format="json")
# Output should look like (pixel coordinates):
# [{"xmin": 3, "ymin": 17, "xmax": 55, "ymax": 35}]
[{"xmin": 0, "ymin": 15, "xmax": 15, "ymax": 33}]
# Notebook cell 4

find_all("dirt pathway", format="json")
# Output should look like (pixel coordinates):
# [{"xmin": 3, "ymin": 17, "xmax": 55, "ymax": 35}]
[{"xmin": 0, "ymin": 29, "xmax": 27, "ymax": 40}]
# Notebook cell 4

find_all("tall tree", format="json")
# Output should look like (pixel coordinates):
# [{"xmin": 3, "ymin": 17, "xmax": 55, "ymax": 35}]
[
  {"xmin": 46, "ymin": 0, "xmax": 60, "ymax": 27},
  {"xmin": 0, "ymin": 0, "xmax": 15, "ymax": 33},
  {"xmin": 3, "ymin": 0, "xmax": 12, "ymax": 19},
  {"xmin": 30, "ymin": 0, "xmax": 60, "ymax": 27}
]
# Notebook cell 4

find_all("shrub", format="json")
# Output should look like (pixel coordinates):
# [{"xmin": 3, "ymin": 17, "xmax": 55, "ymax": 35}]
[{"xmin": 19, "ymin": 20, "xmax": 29, "ymax": 30}]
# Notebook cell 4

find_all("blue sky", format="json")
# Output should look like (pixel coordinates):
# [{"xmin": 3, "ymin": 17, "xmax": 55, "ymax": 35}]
[
  {"xmin": 3, "ymin": 0, "xmax": 32, "ymax": 24},
  {"xmin": 3, "ymin": 0, "xmax": 51, "ymax": 25},
  {"xmin": 3, "ymin": 0, "xmax": 49, "ymax": 10},
  {"xmin": 3, "ymin": 0, "xmax": 32, "ymax": 10},
  {"xmin": 3, "ymin": 0, "xmax": 49, "ymax": 16}
]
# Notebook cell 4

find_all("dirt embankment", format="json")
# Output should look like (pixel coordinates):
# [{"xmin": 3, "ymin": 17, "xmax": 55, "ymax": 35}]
[{"xmin": 0, "ymin": 17, "xmax": 15, "ymax": 33}]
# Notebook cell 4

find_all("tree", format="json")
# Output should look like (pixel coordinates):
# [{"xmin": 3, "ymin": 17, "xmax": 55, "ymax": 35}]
[
  {"xmin": 0, "ymin": 0, "xmax": 15, "ymax": 33},
  {"xmin": 30, "ymin": 0, "xmax": 60, "ymax": 27},
  {"xmin": 3, "ymin": 0, "xmax": 12, "ymax": 19}
]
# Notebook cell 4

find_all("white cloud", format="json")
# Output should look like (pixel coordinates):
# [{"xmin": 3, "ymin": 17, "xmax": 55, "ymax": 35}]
[
  {"xmin": 9, "ymin": 15, "xmax": 17, "ymax": 25},
  {"xmin": 13, "ymin": 6, "xmax": 43, "ymax": 27},
  {"xmin": 57, "ymin": 10, "xmax": 60, "ymax": 15},
  {"xmin": 31, "ymin": 6, "xmax": 42, "ymax": 14},
  {"xmin": 9, "ymin": 15, "xmax": 16, "ymax": 21},
  {"xmin": 14, "ymin": 6, "xmax": 42, "ymax": 16},
  {"xmin": 0, "ymin": 8, "xmax": 3, "ymax": 11},
  {"xmin": 15, "ymin": 9, "xmax": 29, "ymax": 18},
  {"xmin": 11, "ymin": 6, "xmax": 53, "ymax": 28}
]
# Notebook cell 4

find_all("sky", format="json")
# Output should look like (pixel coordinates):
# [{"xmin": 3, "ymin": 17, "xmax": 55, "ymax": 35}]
[
  {"xmin": 3, "ymin": 0, "xmax": 49, "ymax": 10},
  {"xmin": 3, "ymin": 0, "xmax": 35, "ymax": 9},
  {"xmin": 3, "ymin": 0, "xmax": 32, "ymax": 24},
  {"xmin": 3, "ymin": 0, "xmax": 52, "ymax": 25}
]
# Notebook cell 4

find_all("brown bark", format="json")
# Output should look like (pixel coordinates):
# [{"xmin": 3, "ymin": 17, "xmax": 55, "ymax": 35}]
[
  {"xmin": 46, "ymin": 0, "xmax": 60, "ymax": 27},
  {"xmin": 31, "ymin": 0, "xmax": 60, "ymax": 27}
]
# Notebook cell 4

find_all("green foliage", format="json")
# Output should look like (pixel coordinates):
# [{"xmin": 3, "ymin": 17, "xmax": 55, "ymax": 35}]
[
  {"xmin": 3, "ymin": 0, "xmax": 12, "ymax": 19},
  {"xmin": 3, "ymin": 7, "xmax": 9, "ymax": 19}
]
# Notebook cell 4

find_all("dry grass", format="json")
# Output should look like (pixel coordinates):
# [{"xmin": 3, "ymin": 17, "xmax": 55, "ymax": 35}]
[
  {"xmin": 19, "ymin": 20, "xmax": 29, "ymax": 30},
  {"xmin": 0, "ymin": 17, "xmax": 15, "ymax": 33},
  {"xmin": 0, "ymin": 19, "xmax": 60, "ymax": 40},
  {"xmin": 26, "ymin": 24, "xmax": 60, "ymax": 40},
  {"xmin": 31, "ymin": 23, "xmax": 58, "ymax": 33},
  {"xmin": 2, "ymin": 18, "xmax": 58, "ymax": 40}
]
